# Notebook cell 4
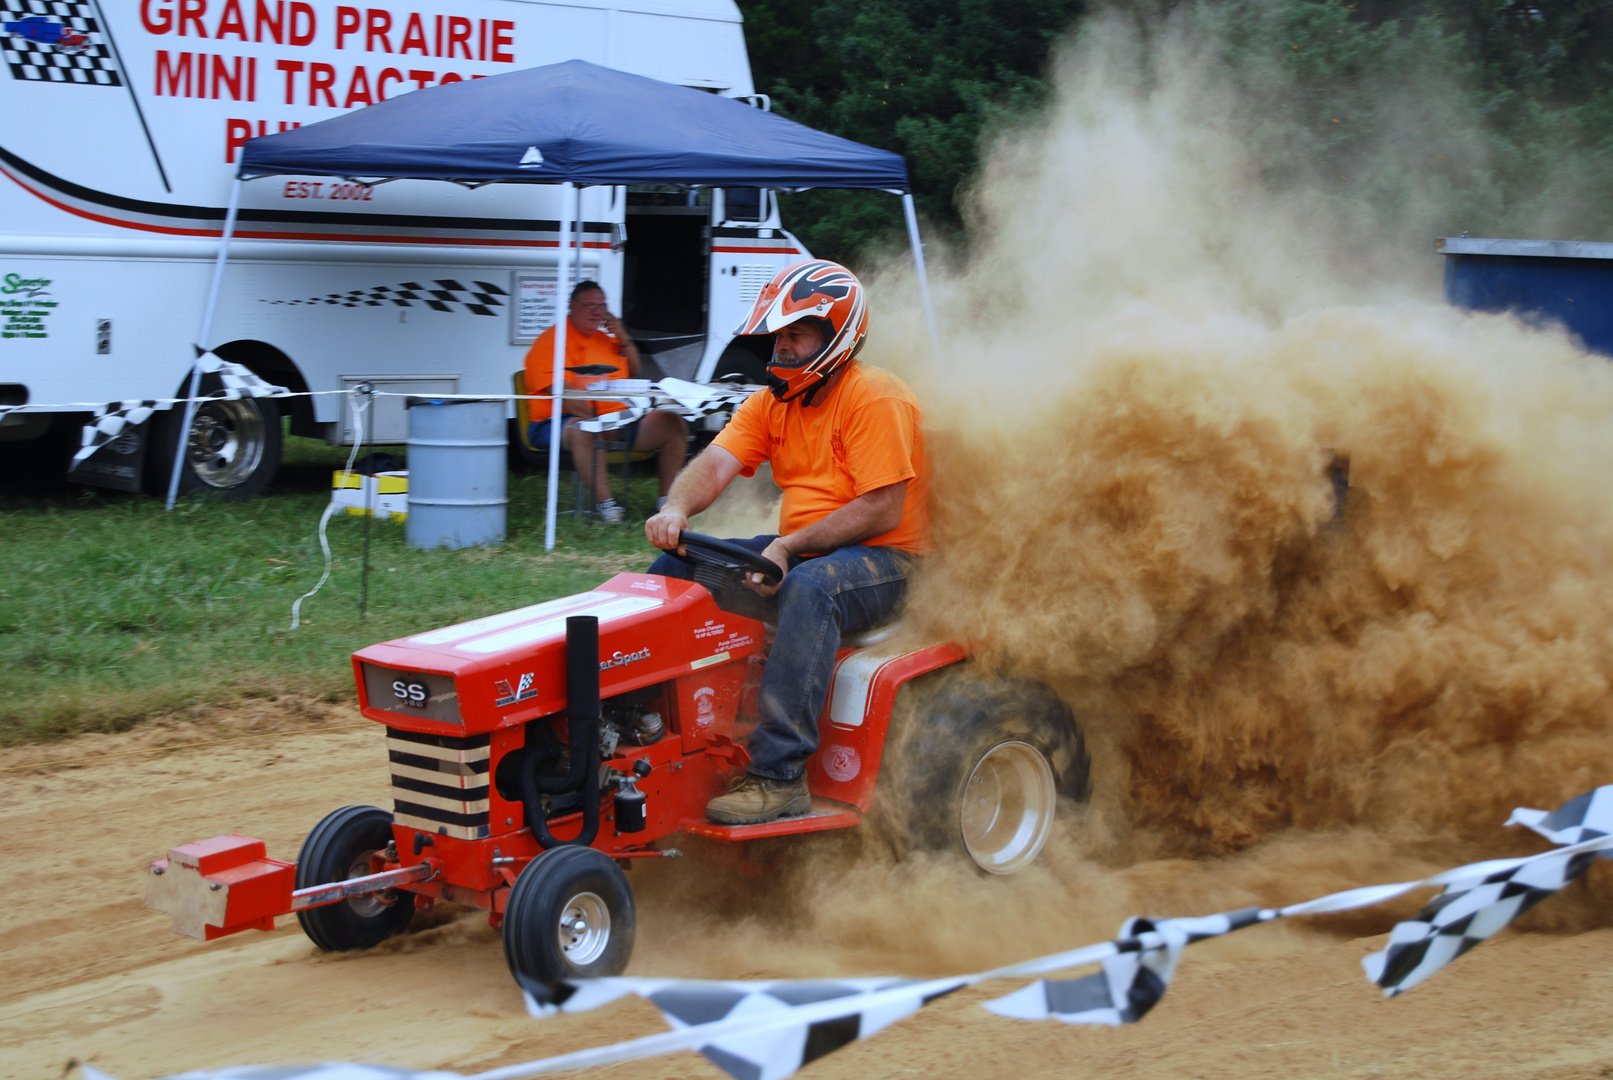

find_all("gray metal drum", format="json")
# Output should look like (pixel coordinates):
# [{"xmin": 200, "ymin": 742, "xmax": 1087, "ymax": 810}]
[{"xmin": 405, "ymin": 399, "xmax": 508, "ymax": 549}]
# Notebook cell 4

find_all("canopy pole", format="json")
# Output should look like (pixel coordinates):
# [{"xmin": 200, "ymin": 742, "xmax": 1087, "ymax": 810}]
[
  {"xmin": 544, "ymin": 181, "xmax": 577, "ymax": 551},
  {"xmin": 902, "ymin": 193, "xmax": 940, "ymax": 358},
  {"xmin": 167, "ymin": 175, "xmax": 243, "ymax": 511}
]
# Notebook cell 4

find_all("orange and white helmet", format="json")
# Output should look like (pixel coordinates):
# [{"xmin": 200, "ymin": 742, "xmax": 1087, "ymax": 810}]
[{"xmin": 734, "ymin": 260, "xmax": 867, "ymax": 403}]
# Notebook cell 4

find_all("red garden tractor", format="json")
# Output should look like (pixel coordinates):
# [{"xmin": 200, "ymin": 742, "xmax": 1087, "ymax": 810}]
[{"xmin": 146, "ymin": 535, "xmax": 1089, "ymax": 988}]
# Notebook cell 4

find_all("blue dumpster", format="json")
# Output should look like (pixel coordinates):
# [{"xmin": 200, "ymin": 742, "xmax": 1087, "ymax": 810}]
[{"xmin": 1440, "ymin": 236, "xmax": 1613, "ymax": 356}]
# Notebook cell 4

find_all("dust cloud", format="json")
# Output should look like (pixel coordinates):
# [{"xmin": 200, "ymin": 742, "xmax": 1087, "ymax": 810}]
[{"xmin": 634, "ymin": 12, "xmax": 1613, "ymax": 976}]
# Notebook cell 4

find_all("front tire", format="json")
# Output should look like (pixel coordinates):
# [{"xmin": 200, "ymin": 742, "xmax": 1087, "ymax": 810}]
[
  {"xmin": 294, "ymin": 805, "xmax": 414, "ymax": 951},
  {"xmin": 878, "ymin": 669, "xmax": 1089, "ymax": 875},
  {"xmin": 503, "ymin": 846, "xmax": 635, "ymax": 989}
]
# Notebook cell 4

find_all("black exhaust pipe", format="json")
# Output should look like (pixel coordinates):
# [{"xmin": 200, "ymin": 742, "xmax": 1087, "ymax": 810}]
[{"xmin": 522, "ymin": 615, "xmax": 603, "ymax": 850}]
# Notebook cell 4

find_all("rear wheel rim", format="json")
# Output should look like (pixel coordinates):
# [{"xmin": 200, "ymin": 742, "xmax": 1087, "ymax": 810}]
[
  {"xmin": 186, "ymin": 398, "xmax": 264, "ymax": 488},
  {"xmin": 558, "ymin": 891, "xmax": 611, "ymax": 967},
  {"xmin": 960, "ymin": 741, "xmax": 1056, "ymax": 875}
]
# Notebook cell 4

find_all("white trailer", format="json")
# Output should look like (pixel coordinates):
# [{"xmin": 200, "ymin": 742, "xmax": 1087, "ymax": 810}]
[{"xmin": 0, "ymin": 0, "xmax": 806, "ymax": 496}]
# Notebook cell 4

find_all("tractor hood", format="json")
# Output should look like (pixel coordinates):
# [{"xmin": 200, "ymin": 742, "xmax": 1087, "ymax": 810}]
[{"xmin": 351, "ymin": 573, "xmax": 763, "ymax": 736}]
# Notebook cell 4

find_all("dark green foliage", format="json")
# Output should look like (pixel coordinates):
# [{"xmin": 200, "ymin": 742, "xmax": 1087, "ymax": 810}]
[{"xmin": 739, "ymin": 0, "xmax": 1613, "ymax": 264}]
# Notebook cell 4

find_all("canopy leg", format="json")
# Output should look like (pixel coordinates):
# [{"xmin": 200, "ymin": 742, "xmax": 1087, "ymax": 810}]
[
  {"xmin": 544, "ymin": 181, "xmax": 578, "ymax": 551},
  {"xmin": 902, "ymin": 192, "xmax": 940, "ymax": 358},
  {"xmin": 167, "ymin": 175, "xmax": 243, "ymax": 511}
]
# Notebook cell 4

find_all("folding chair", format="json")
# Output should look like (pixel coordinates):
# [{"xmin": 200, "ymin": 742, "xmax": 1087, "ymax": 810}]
[{"xmin": 512, "ymin": 370, "xmax": 652, "ymax": 518}]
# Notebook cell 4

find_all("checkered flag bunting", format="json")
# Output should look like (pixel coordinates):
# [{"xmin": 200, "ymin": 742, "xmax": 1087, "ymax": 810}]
[
  {"xmin": 67, "ymin": 357, "xmax": 289, "ymax": 468},
  {"xmin": 2, "ymin": 1, "xmax": 122, "ymax": 86},
  {"xmin": 265, "ymin": 280, "xmax": 508, "ymax": 316},
  {"xmin": 71, "ymin": 786, "xmax": 1613, "ymax": 1080},
  {"xmin": 1507, "ymin": 785, "xmax": 1613, "ymax": 853}
]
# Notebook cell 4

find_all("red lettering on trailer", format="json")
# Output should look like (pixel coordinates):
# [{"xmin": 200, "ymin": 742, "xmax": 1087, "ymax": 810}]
[
  {"xmin": 366, "ymin": 9, "xmax": 393, "ymax": 52},
  {"xmin": 438, "ymin": 71, "xmax": 461, "ymax": 85},
  {"xmin": 446, "ymin": 16, "xmax": 472, "ymax": 59},
  {"xmin": 254, "ymin": 0, "xmax": 282, "ymax": 43},
  {"xmin": 215, "ymin": 0, "xmax": 246, "ymax": 40},
  {"xmin": 288, "ymin": 1, "xmax": 315, "ymax": 46},
  {"xmin": 343, "ymin": 65, "xmax": 372, "ymax": 107},
  {"xmin": 275, "ymin": 58, "xmax": 302, "ymax": 103},
  {"xmin": 308, "ymin": 62, "xmax": 337, "ymax": 106},
  {"xmin": 225, "ymin": 118, "xmax": 252, "ymax": 163},
  {"xmin": 142, "ymin": 0, "xmax": 173, "ymax": 34},
  {"xmin": 377, "ymin": 67, "xmax": 403, "ymax": 99},
  {"xmin": 212, "ymin": 54, "xmax": 245, "ymax": 100},
  {"xmin": 400, "ymin": 13, "xmax": 427, "ymax": 55},
  {"xmin": 477, "ymin": 17, "xmax": 486, "ymax": 61},
  {"xmin": 155, "ymin": 50, "xmax": 192, "ymax": 97},
  {"xmin": 178, "ymin": 0, "xmax": 207, "ymax": 37},
  {"xmin": 408, "ymin": 68, "xmax": 433, "ymax": 90},
  {"xmin": 491, "ymin": 21, "xmax": 514, "ymax": 63},
  {"xmin": 433, "ymin": 14, "xmax": 442, "ymax": 57},
  {"xmin": 335, "ymin": 6, "xmax": 360, "ymax": 49}
]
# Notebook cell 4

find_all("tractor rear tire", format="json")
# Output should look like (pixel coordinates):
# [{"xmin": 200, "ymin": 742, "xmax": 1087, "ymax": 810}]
[
  {"xmin": 877, "ymin": 669, "xmax": 1090, "ymax": 875},
  {"xmin": 294, "ymin": 805, "xmax": 414, "ymax": 952},
  {"xmin": 503, "ymin": 846, "xmax": 635, "ymax": 990}
]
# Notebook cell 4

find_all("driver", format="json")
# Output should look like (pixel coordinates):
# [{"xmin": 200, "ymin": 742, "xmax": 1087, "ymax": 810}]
[{"xmin": 644, "ymin": 260, "xmax": 929, "ymax": 825}]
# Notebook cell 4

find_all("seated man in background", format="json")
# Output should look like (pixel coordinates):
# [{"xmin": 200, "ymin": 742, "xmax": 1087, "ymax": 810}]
[
  {"xmin": 644, "ymin": 260, "xmax": 929, "ymax": 825},
  {"xmin": 524, "ymin": 280, "xmax": 688, "ymax": 523}
]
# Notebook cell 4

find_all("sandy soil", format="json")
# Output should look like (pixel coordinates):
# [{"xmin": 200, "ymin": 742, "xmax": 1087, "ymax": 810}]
[{"xmin": 3, "ymin": 707, "xmax": 1611, "ymax": 1080}]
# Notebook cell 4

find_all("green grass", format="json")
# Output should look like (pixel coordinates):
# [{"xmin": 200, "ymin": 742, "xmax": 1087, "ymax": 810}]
[{"xmin": 0, "ymin": 434, "xmax": 668, "ymax": 745}]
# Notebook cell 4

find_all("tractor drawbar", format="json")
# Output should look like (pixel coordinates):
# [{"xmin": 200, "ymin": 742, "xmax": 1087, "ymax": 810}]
[{"xmin": 522, "ymin": 615, "xmax": 604, "ymax": 849}]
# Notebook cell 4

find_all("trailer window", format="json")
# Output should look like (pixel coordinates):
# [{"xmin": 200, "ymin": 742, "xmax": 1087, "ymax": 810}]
[{"xmin": 723, "ymin": 188, "xmax": 763, "ymax": 222}]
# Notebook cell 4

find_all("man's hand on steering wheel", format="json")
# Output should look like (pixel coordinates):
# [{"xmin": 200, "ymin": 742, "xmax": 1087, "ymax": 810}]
[
  {"xmin": 645, "ymin": 507, "xmax": 688, "ymax": 555},
  {"xmin": 746, "ymin": 538, "xmax": 791, "ymax": 597}
]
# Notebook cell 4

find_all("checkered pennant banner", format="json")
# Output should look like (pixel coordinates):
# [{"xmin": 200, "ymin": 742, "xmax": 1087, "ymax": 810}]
[
  {"xmin": 1362, "ymin": 841, "xmax": 1603, "ymax": 997},
  {"xmin": 69, "ymin": 358, "xmax": 288, "ymax": 467},
  {"xmin": 195, "ymin": 354, "xmax": 291, "ymax": 400},
  {"xmin": 515, "ymin": 973, "xmax": 968, "ymax": 1080},
  {"xmin": 1507, "ymin": 785, "xmax": 1613, "ymax": 853},
  {"xmin": 69, "ymin": 398, "xmax": 157, "ymax": 468},
  {"xmin": 1, "ymin": 1, "xmax": 123, "ymax": 86},
  {"xmin": 264, "ymin": 279, "xmax": 508, "ymax": 317}
]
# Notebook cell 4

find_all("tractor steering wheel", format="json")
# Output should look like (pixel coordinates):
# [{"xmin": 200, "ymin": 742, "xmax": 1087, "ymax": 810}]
[{"xmin": 671, "ymin": 532, "xmax": 784, "ymax": 586}]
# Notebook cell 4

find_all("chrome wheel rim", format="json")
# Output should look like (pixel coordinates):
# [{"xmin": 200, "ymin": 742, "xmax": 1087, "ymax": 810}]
[
  {"xmin": 960, "ymin": 741, "xmax": 1056, "ymax": 875},
  {"xmin": 344, "ymin": 851, "xmax": 392, "ymax": 918},
  {"xmin": 186, "ymin": 398, "xmax": 265, "ymax": 488},
  {"xmin": 558, "ymin": 891, "xmax": 611, "ymax": 967}
]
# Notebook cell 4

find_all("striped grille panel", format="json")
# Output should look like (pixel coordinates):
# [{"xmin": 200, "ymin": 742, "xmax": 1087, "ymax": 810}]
[{"xmin": 386, "ymin": 727, "xmax": 492, "ymax": 840}]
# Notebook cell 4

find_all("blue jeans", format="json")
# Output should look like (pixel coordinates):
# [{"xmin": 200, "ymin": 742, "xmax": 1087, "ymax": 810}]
[{"xmin": 649, "ymin": 537, "xmax": 917, "ymax": 780}]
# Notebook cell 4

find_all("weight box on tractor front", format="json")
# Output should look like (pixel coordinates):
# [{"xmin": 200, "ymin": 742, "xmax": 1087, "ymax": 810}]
[{"xmin": 146, "ymin": 535, "xmax": 1090, "ymax": 989}]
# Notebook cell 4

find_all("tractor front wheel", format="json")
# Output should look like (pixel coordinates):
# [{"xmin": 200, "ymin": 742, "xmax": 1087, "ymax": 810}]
[
  {"xmin": 294, "ymin": 805, "xmax": 414, "ymax": 951},
  {"xmin": 503, "ymin": 846, "xmax": 635, "ymax": 990}
]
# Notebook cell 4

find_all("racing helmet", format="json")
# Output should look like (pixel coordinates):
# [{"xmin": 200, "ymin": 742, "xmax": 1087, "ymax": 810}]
[{"xmin": 733, "ymin": 260, "xmax": 867, "ymax": 403}]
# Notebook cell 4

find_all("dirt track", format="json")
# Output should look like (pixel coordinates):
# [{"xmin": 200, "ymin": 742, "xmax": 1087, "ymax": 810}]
[{"xmin": 3, "ymin": 707, "xmax": 1611, "ymax": 1080}]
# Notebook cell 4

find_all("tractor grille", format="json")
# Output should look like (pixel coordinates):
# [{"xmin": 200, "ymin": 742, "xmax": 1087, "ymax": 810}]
[
  {"xmin": 361, "ymin": 663, "xmax": 461, "ymax": 725},
  {"xmin": 386, "ymin": 727, "xmax": 491, "ymax": 840}
]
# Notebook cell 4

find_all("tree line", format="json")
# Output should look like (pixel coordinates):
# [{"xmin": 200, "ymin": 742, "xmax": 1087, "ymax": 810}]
[{"xmin": 740, "ymin": 0, "xmax": 1613, "ymax": 264}]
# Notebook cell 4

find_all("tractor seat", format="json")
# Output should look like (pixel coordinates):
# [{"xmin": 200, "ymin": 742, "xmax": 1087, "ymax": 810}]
[{"xmin": 841, "ymin": 619, "xmax": 904, "ymax": 649}]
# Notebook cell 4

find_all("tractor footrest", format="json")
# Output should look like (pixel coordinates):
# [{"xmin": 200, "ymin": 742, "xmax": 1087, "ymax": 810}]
[{"xmin": 680, "ymin": 799, "xmax": 861, "ymax": 842}]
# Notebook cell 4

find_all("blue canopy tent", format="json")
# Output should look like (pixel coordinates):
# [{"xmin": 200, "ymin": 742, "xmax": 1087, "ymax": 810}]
[{"xmin": 174, "ymin": 60, "xmax": 939, "ymax": 550}]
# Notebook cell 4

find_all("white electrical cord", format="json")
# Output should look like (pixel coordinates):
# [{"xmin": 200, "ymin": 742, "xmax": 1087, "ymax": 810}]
[{"xmin": 289, "ymin": 388, "xmax": 370, "ymax": 631}]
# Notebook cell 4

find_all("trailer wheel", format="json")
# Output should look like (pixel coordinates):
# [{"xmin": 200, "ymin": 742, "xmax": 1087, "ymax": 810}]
[
  {"xmin": 503, "ymin": 846, "xmax": 635, "ymax": 989},
  {"xmin": 146, "ymin": 374, "xmax": 282, "ymax": 500},
  {"xmin": 294, "ymin": 805, "xmax": 413, "ymax": 952},
  {"xmin": 878, "ymin": 670, "xmax": 1090, "ymax": 875}
]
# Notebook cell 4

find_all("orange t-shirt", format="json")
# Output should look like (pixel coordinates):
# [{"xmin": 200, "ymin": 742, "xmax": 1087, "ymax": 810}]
[
  {"xmin": 523, "ymin": 322, "xmax": 630, "ymax": 415},
  {"xmin": 713, "ymin": 362, "xmax": 930, "ymax": 555}
]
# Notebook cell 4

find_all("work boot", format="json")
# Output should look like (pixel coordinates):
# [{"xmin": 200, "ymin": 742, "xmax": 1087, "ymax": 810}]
[{"xmin": 706, "ymin": 772, "xmax": 811, "ymax": 825}]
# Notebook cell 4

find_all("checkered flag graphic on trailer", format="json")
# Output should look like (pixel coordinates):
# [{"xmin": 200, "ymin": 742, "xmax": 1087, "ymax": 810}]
[
  {"xmin": 1, "ymin": 0, "xmax": 123, "ymax": 86},
  {"xmin": 265, "ymin": 280, "xmax": 509, "ymax": 317}
]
